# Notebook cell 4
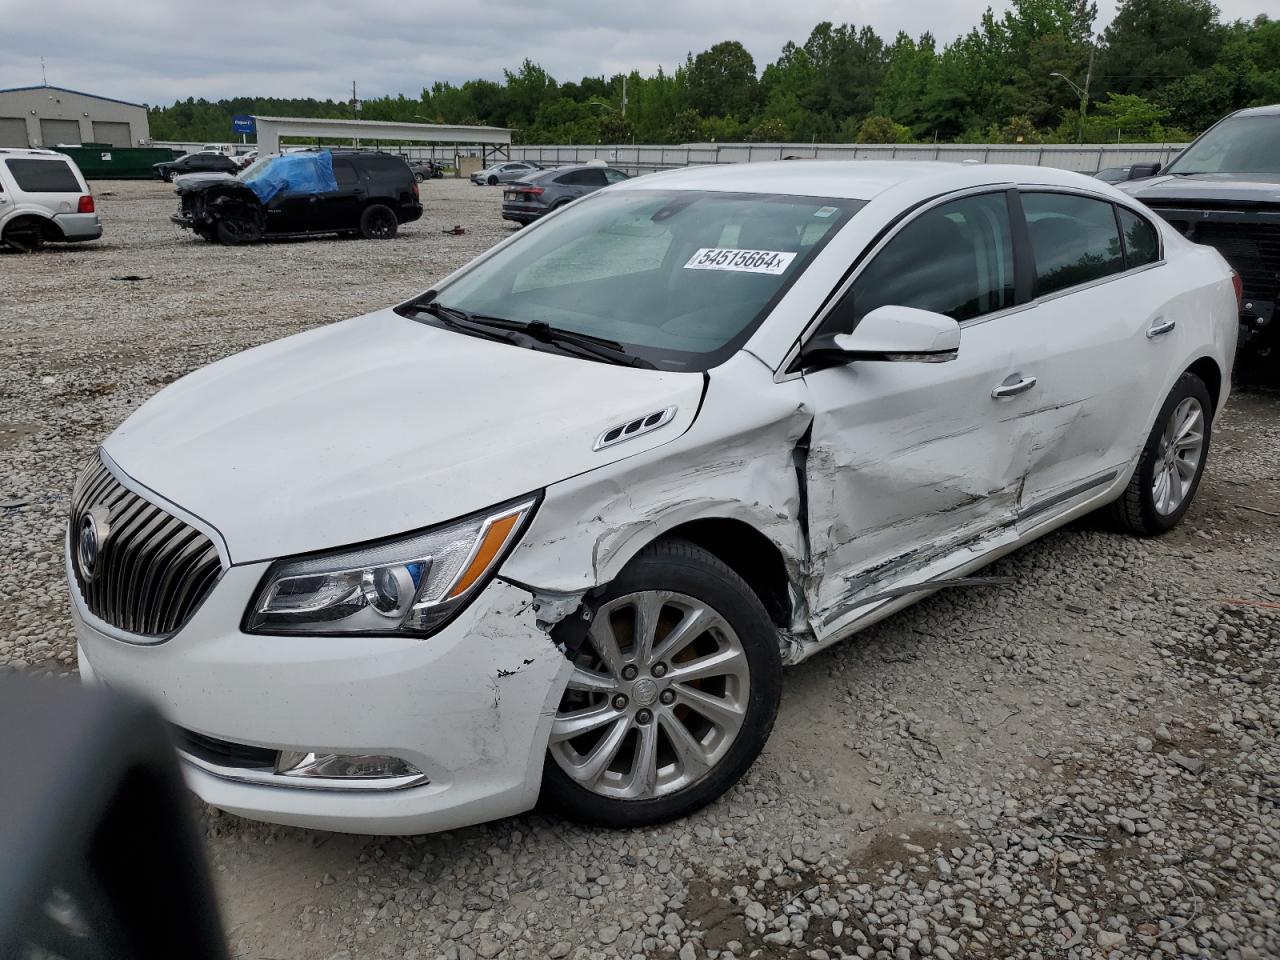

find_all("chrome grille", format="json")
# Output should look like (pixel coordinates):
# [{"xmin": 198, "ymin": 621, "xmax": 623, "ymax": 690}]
[{"xmin": 69, "ymin": 454, "xmax": 223, "ymax": 638}]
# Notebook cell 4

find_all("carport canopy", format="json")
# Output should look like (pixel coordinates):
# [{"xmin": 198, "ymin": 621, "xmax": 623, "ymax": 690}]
[{"xmin": 252, "ymin": 116, "xmax": 512, "ymax": 161}]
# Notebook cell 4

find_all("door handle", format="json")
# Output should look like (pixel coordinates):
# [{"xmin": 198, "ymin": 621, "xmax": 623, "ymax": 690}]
[
  {"xmin": 992, "ymin": 375, "xmax": 1038, "ymax": 399},
  {"xmin": 1146, "ymin": 318, "xmax": 1176, "ymax": 339}
]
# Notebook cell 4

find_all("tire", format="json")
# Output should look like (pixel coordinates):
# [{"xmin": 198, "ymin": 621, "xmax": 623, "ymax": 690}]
[
  {"xmin": 487, "ymin": 174, "xmax": 499, "ymax": 186},
  {"xmin": 414, "ymin": 172, "xmax": 426, "ymax": 183},
  {"xmin": 1109, "ymin": 372, "xmax": 1213, "ymax": 536},
  {"xmin": 214, "ymin": 217, "xmax": 262, "ymax": 245},
  {"xmin": 2, "ymin": 219, "xmax": 48, "ymax": 252},
  {"xmin": 359, "ymin": 204, "xmax": 398, "ymax": 240},
  {"xmin": 541, "ymin": 539, "xmax": 782, "ymax": 828}
]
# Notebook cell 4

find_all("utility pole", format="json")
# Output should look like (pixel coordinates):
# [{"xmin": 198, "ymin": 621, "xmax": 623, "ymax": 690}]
[
  {"xmin": 1079, "ymin": 46, "xmax": 1094, "ymax": 145},
  {"xmin": 40, "ymin": 57, "xmax": 47, "ymax": 86},
  {"xmin": 621, "ymin": 75, "xmax": 627, "ymax": 117},
  {"xmin": 349, "ymin": 81, "xmax": 362, "ymax": 147}
]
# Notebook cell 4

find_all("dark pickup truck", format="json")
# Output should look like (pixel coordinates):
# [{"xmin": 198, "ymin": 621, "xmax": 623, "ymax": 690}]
[{"xmin": 1120, "ymin": 104, "xmax": 1280, "ymax": 363}]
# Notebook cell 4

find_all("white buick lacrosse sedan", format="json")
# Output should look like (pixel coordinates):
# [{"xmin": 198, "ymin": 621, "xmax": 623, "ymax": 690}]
[{"xmin": 70, "ymin": 161, "xmax": 1238, "ymax": 834}]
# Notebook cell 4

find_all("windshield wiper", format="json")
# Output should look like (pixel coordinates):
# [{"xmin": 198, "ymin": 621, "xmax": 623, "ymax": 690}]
[{"xmin": 411, "ymin": 301, "xmax": 654, "ymax": 369}]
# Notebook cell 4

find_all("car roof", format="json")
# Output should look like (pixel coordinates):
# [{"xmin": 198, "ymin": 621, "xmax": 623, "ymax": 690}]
[
  {"xmin": 1230, "ymin": 103, "xmax": 1280, "ymax": 118},
  {"xmin": 0, "ymin": 148, "xmax": 69, "ymax": 159},
  {"xmin": 610, "ymin": 159, "xmax": 1117, "ymax": 202}
]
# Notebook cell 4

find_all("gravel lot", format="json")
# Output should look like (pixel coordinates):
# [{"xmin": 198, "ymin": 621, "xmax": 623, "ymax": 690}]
[{"xmin": 2, "ymin": 178, "xmax": 1278, "ymax": 960}]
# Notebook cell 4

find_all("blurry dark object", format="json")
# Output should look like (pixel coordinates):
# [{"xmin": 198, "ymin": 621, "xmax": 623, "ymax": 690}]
[{"xmin": 0, "ymin": 678, "xmax": 227, "ymax": 960}]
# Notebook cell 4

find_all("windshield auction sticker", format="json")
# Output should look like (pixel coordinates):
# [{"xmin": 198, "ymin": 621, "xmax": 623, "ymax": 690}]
[{"xmin": 684, "ymin": 248, "xmax": 798, "ymax": 275}]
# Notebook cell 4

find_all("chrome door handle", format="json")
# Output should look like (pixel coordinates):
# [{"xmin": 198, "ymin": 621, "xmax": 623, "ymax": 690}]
[
  {"xmin": 1146, "ymin": 318, "xmax": 1176, "ymax": 338},
  {"xmin": 992, "ymin": 375, "xmax": 1038, "ymax": 399}
]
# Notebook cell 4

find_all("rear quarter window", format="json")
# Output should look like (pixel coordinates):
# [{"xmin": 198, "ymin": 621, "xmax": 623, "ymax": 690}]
[
  {"xmin": 1118, "ymin": 207, "xmax": 1160, "ymax": 268},
  {"xmin": 6, "ymin": 159, "xmax": 81, "ymax": 193}
]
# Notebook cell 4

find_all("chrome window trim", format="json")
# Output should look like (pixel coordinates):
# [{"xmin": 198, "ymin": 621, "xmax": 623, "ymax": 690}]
[{"xmin": 776, "ymin": 183, "xmax": 1169, "ymax": 380}]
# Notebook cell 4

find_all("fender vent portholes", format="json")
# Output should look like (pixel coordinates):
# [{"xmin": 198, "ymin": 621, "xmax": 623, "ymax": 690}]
[{"xmin": 593, "ymin": 406, "xmax": 678, "ymax": 451}]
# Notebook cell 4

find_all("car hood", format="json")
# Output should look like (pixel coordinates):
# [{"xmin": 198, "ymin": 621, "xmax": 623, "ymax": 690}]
[
  {"xmin": 172, "ymin": 172, "xmax": 242, "ymax": 192},
  {"xmin": 1120, "ymin": 172, "xmax": 1280, "ymax": 204},
  {"xmin": 103, "ymin": 309, "xmax": 704, "ymax": 563}
]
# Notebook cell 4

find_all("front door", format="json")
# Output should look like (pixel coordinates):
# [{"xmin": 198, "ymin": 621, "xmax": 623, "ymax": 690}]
[{"xmin": 801, "ymin": 190, "xmax": 1033, "ymax": 635}]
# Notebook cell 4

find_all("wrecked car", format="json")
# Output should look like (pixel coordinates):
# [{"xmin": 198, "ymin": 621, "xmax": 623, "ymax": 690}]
[
  {"xmin": 1119, "ymin": 103, "xmax": 1280, "ymax": 364},
  {"xmin": 70, "ymin": 161, "xmax": 1237, "ymax": 835},
  {"xmin": 170, "ymin": 149, "xmax": 422, "ymax": 244}
]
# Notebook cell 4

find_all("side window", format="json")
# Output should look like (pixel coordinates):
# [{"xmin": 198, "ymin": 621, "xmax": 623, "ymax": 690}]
[
  {"xmin": 604, "ymin": 169, "xmax": 629, "ymax": 184},
  {"xmin": 333, "ymin": 159, "xmax": 359, "ymax": 189},
  {"xmin": 1118, "ymin": 207, "xmax": 1160, "ymax": 268},
  {"xmin": 557, "ymin": 170, "xmax": 591, "ymax": 186},
  {"xmin": 821, "ymin": 192, "xmax": 1015, "ymax": 335},
  {"xmin": 4, "ymin": 159, "xmax": 82, "ymax": 192},
  {"xmin": 1022, "ymin": 192, "xmax": 1124, "ymax": 296}
]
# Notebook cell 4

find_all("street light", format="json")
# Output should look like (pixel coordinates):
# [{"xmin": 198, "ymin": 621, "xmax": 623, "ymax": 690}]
[{"xmin": 1050, "ymin": 48, "xmax": 1094, "ymax": 144}]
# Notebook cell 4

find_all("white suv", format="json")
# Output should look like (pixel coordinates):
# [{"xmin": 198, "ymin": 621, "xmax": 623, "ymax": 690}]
[{"xmin": 0, "ymin": 148, "xmax": 101, "ymax": 252}]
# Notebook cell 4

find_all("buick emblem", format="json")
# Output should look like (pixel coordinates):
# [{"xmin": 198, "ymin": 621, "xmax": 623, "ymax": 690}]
[{"xmin": 78, "ymin": 507, "xmax": 109, "ymax": 580}]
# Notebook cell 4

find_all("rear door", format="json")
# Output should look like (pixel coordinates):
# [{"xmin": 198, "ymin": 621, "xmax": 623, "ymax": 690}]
[
  {"xmin": 801, "ymin": 189, "xmax": 1035, "ymax": 634},
  {"xmin": 1004, "ymin": 190, "xmax": 1166, "ymax": 515},
  {"xmin": 321, "ymin": 156, "xmax": 364, "ymax": 230}
]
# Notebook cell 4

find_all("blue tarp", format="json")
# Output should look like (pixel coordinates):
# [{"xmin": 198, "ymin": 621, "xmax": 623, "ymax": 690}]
[{"xmin": 242, "ymin": 151, "xmax": 337, "ymax": 205}]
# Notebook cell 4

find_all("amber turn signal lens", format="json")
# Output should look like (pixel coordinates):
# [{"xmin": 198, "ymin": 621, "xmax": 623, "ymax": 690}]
[{"xmin": 447, "ymin": 511, "xmax": 522, "ymax": 599}]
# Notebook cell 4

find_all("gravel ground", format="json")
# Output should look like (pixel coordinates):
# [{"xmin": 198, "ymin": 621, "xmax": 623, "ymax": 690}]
[{"xmin": 2, "ymin": 178, "xmax": 1278, "ymax": 960}]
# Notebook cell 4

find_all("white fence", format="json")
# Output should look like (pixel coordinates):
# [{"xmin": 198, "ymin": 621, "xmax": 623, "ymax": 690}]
[{"xmin": 509, "ymin": 142, "xmax": 1187, "ymax": 174}]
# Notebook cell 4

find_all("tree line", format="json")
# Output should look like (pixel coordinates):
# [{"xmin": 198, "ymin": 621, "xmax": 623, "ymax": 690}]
[{"xmin": 148, "ymin": 0, "xmax": 1279, "ymax": 146}]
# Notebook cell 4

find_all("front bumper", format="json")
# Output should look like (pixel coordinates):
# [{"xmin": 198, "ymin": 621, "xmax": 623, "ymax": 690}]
[
  {"xmin": 53, "ymin": 212, "xmax": 102, "ymax": 241},
  {"xmin": 73, "ymin": 563, "xmax": 572, "ymax": 835}
]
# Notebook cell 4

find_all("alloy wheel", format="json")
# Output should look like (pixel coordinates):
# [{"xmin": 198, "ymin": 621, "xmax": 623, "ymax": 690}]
[
  {"xmin": 1152, "ymin": 396, "xmax": 1205, "ymax": 515},
  {"xmin": 549, "ymin": 591, "xmax": 751, "ymax": 801}
]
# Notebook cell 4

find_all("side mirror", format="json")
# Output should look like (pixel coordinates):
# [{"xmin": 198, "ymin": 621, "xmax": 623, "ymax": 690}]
[
  {"xmin": 1127, "ymin": 162, "xmax": 1161, "ymax": 180},
  {"xmin": 800, "ymin": 305, "xmax": 960, "ymax": 368}
]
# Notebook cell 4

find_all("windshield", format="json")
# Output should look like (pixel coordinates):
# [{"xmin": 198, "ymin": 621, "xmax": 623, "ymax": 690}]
[
  {"xmin": 1166, "ymin": 115, "xmax": 1280, "ymax": 176},
  {"xmin": 238, "ymin": 155, "xmax": 276, "ymax": 181},
  {"xmin": 422, "ymin": 189, "xmax": 861, "ymax": 370}
]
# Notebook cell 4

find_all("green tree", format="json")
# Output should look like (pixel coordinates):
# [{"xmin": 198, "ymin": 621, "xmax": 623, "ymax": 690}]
[
  {"xmin": 854, "ymin": 115, "xmax": 913, "ymax": 143},
  {"xmin": 1098, "ymin": 0, "xmax": 1223, "ymax": 99},
  {"xmin": 685, "ymin": 41, "xmax": 760, "ymax": 119}
]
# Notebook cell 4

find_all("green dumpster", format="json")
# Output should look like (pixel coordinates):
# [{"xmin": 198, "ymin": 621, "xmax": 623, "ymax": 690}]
[{"xmin": 56, "ymin": 146, "xmax": 179, "ymax": 180}]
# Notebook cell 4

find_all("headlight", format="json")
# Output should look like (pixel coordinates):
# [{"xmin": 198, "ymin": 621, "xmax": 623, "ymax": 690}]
[{"xmin": 245, "ymin": 496, "xmax": 538, "ymax": 636}]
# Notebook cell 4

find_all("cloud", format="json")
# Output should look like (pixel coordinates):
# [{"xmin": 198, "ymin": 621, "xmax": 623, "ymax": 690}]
[{"xmin": 0, "ymin": 0, "xmax": 1268, "ymax": 106}]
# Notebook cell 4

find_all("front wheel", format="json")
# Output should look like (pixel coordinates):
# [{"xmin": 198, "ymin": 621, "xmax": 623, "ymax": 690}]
[
  {"xmin": 214, "ymin": 216, "xmax": 262, "ymax": 245},
  {"xmin": 359, "ymin": 204, "xmax": 397, "ymax": 239},
  {"xmin": 487, "ymin": 174, "xmax": 499, "ymax": 186},
  {"xmin": 541, "ymin": 539, "xmax": 782, "ymax": 827},
  {"xmin": 1110, "ymin": 372, "xmax": 1213, "ymax": 535}
]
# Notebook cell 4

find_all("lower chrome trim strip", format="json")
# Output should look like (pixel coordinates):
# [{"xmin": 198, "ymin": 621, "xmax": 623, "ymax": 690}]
[{"xmin": 176, "ymin": 750, "xmax": 430, "ymax": 793}]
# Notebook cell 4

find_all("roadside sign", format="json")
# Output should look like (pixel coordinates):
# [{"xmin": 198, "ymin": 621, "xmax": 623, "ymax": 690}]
[{"xmin": 232, "ymin": 116, "xmax": 256, "ymax": 135}]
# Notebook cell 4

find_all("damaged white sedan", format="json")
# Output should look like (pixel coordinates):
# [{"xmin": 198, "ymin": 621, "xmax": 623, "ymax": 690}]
[{"xmin": 70, "ymin": 161, "xmax": 1238, "ymax": 834}]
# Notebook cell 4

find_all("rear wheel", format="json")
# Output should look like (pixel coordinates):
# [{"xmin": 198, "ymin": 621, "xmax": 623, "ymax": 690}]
[
  {"xmin": 359, "ymin": 204, "xmax": 398, "ymax": 240},
  {"xmin": 541, "ymin": 539, "xmax": 782, "ymax": 827},
  {"xmin": 1110, "ymin": 372, "xmax": 1212, "ymax": 535},
  {"xmin": 2, "ymin": 218, "xmax": 48, "ymax": 252}
]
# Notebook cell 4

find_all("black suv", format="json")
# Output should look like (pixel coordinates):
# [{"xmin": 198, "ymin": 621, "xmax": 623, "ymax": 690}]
[
  {"xmin": 170, "ymin": 150, "xmax": 423, "ymax": 244},
  {"xmin": 1119, "ymin": 104, "xmax": 1280, "ymax": 363}
]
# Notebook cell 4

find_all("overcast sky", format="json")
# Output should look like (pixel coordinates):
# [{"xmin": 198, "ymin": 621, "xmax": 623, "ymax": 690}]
[{"xmin": 0, "ymin": 0, "xmax": 1270, "ymax": 107}]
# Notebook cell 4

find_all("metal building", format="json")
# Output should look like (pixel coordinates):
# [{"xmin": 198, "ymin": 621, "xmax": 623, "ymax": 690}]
[{"xmin": 0, "ymin": 85, "xmax": 149, "ymax": 149}]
